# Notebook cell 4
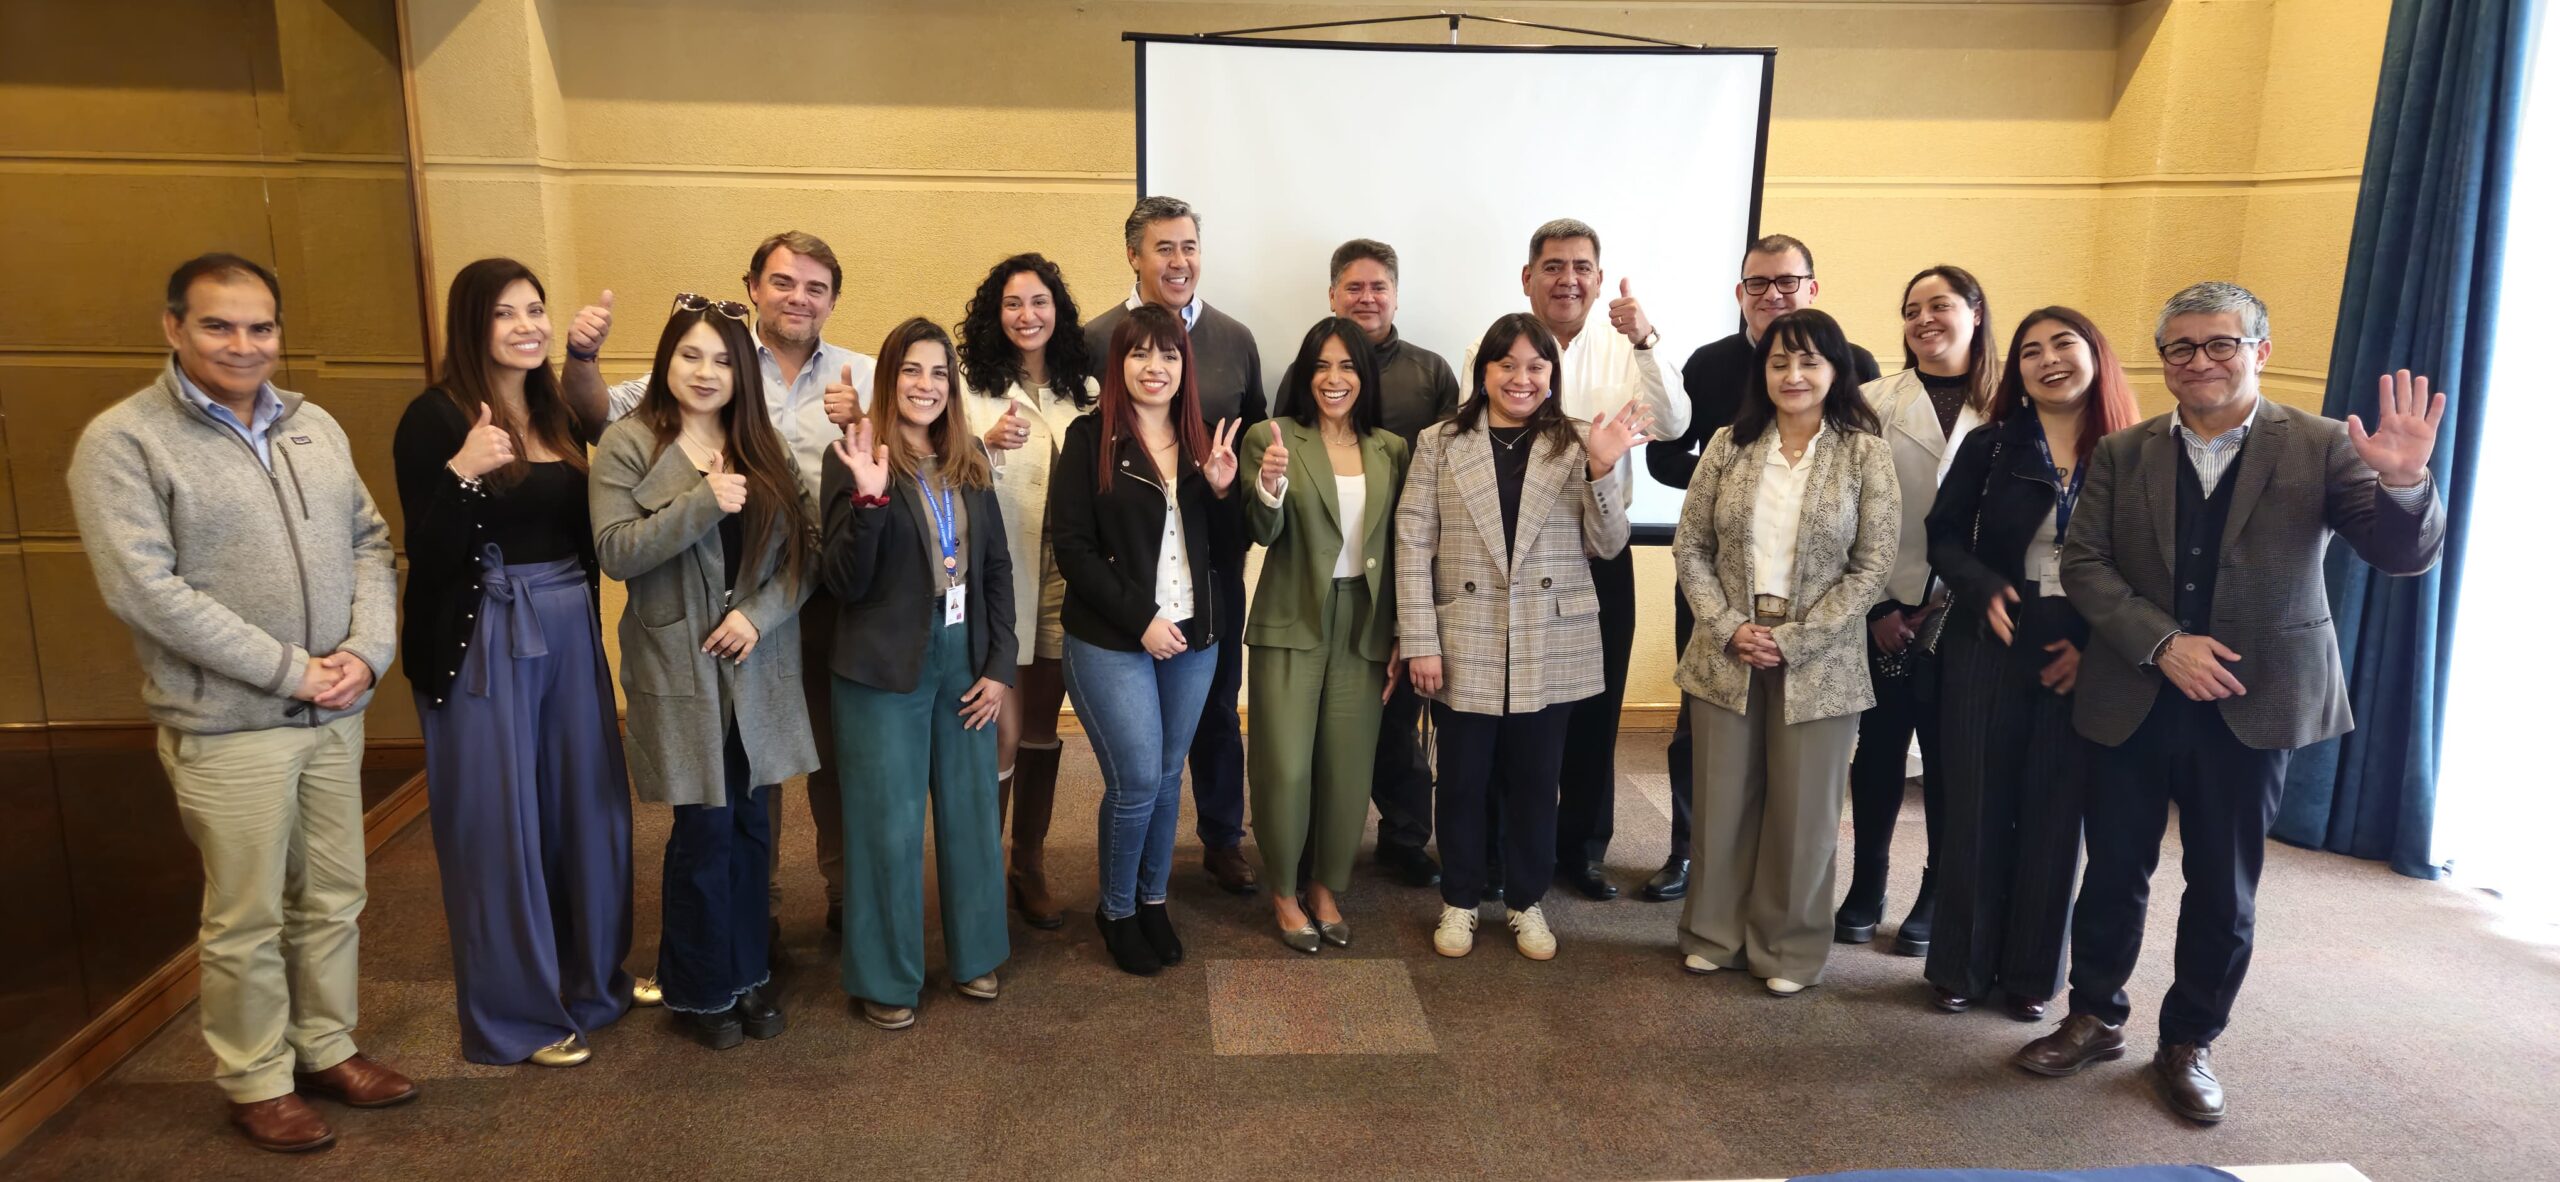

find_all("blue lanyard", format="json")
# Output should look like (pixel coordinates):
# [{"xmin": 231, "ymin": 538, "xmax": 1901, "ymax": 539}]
[
  {"xmin": 2030, "ymin": 425, "xmax": 2086, "ymax": 541},
  {"xmin": 922, "ymin": 479, "xmax": 960, "ymax": 583}
]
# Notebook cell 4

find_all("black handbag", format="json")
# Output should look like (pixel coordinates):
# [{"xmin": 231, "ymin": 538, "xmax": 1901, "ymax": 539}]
[{"xmin": 1893, "ymin": 440, "xmax": 1999, "ymax": 703}]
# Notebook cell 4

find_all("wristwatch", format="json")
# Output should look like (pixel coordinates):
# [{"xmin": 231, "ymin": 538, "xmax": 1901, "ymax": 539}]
[{"xmin": 1635, "ymin": 328, "xmax": 1660, "ymax": 351}]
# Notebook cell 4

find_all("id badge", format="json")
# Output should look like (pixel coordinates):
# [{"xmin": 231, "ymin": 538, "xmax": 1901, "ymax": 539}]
[{"xmin": 944, "ymin": 583, "xmax": 967, "ymax": 627}]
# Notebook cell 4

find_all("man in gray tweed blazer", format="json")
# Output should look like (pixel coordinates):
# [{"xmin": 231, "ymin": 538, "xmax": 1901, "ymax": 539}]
[{"xmin": 2014, "ymin": 281, "xmax": 2447, "ymax": 1125}]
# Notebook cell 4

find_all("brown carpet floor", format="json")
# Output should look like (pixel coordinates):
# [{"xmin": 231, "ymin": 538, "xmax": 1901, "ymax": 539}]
[{"xmin": 10, "ymin": 734, "xmax": 2557, "ymax": 1181}]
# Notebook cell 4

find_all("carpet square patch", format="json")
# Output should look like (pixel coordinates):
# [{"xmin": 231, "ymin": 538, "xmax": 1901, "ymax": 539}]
[{"xmin": 1204, "ymin": 958, "xmax": 1437, "ymax": 1056}]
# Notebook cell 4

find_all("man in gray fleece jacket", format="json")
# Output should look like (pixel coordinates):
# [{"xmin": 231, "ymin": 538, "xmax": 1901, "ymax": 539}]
[{"xmin": 67, "ymin": 254, "xmax": 416, "ymax": 1153}]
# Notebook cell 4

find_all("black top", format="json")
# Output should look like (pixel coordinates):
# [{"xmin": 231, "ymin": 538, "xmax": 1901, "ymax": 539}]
[
  {"xmin": 1046, "ymin": 414, "xmax": 1242, "ymax": 653},
  {"xmin": 819, "ymin": 447, "xmax": 1017, "ymax": 694},
  {"xmin": 391, "ymin": 388, "xmax": 601, "ymax": 704},
  {"xmin": 2172, "ymin": 439, "xmax": 2246, "ymax": 636},
  {"xmin": 1919, "ymin": 369, "xmax": 1971, "ymax": 437},
  {"xmin": 1648, "ymin": 332, "xmax": 1881, "ymax": 489},
  {"xmin": 718, "ymin": 512, "xmax": 744, "ymax": 603},
  {"xmin": 1925, "ymin": 413, "xmax": 2093, "ymax": 650},
  {"xmin": 1488, "ymin": 425, "xmax": 1536, "ymax": 547}
]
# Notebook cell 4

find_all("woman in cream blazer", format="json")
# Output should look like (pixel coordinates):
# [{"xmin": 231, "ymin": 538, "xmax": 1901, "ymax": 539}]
[{"xmin": 1673, "ymin": 309, "xmax": 1898, "ymax": 996}]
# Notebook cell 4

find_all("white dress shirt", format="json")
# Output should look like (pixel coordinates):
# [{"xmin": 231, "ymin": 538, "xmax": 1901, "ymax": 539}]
[
  {"xmin": 606, "ymin": 336, "xmax": 875, "ymax": 504},
  {"xmin": 1750, "ymin": 425, "xmax": 1827, "ymax": 600},
  {"xmin": 1153, "ymin": 485, "xmax": 1194, "ymax": 624},
  {"xmin": 1461, "ymin": 321, "xmax": 1689, "ymax": 508},
  {"xmin": 1331, "ymin": 473, "xmax": 1368, "ymax": 579}
]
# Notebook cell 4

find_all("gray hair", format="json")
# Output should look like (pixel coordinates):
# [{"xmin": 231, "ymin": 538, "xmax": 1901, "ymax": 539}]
[
  {"xmin": 1329, "ymin": 238, "xmax": 1399, "ymax": 285},
  {"xmin": 1528, "ymin": 218, "xmax": 1600, "ymax": 264},
  {"xmin": 2155, "ymin": 281, "xmax": 2270, "ymax": 345},
  {"xmin": 1123, "ymin": 196, "xmax": 1200, "ymax": 253}
]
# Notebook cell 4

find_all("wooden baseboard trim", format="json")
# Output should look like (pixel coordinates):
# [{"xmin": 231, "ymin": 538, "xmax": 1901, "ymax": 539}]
[{"xmin": 0, "ymin": 769, "xmax": 431, "ymax": 1159}]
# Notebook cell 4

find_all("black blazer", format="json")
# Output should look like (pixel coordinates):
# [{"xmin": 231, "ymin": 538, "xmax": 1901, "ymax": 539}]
[
  {"xmin": 1047, "ymin": 414, "xmax": 1241, "ymax": 652},
  {"xmin": 390, "ymin": 388, "xmax": 600, "ymax": 702},
  {"xmin": 818, "ymin": 445, "xmax": 1017, "ymax": 694},
  {"xmin": 1926, "ymin": 413, "xmax": 2091, "ymax": 646}
]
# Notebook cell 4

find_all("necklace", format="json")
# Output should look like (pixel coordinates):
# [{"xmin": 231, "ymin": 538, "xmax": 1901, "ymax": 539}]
[{"xmin": 1489, "ymin": 425, "xmax": 1532, "ymax": 452}]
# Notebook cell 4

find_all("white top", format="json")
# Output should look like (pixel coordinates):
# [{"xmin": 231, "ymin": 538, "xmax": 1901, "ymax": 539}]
[
  {"xmin": 606, "ymin": 336, "xmax": 876, "ymax": 503},
  {"xmin": 964, "ymin": 374, "xmax": 1097, "ymax": 657},
  {"xmin": 1751, "ymin": 425, "xmax": 1826, "ymax": 600},
  {"xmin": 1154, "ymin": 482, "xmax": 1194, "ymax": 624},
  {"xmin": 1332, "ymin": 473, "xmax": 1368, "ymax": 579},
  {"xmin": 2026, "ymin": 502, "xmax": 2065, "ymax": 595},
  {"xmin": 1460, "ymin": 321, "xmax": 1689, "ymax": 507}
]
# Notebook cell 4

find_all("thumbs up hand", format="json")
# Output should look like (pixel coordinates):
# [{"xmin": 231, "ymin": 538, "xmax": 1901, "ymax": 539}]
[
  {"xmin": 983, "ymin": 399, "xmax": 1031, "ymax": 451},
  {"xmin": 449, "ymin": 401, "xmax": 516, "ymax": 480},
  {"xmin": 1607, "ymin": 276, "xmax": 1654, "ymax": 347},
  {"xmin": 1256, "ymin": 427, "xmax": 1290, "ymax": 497},
  {"xmin": 824, "ymin": 363, "xmax": 863, "ymax": 425},
  {"xmin": 705, "ymin": 451, "xmax": 749, "ymax": 513},
  {"xmin": 568, "ymin": 290, "xmax": 614, "ymax": 358}
]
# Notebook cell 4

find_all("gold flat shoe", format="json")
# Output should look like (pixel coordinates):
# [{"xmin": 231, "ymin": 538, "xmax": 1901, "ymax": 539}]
[
  {"xmin": 528, "ymin": 1033, "xmax": 591, "ymax": 1068},
  {"xmin": 859, "ymin": 1000, "xmax": 916, "ymax": 1030},
  {"xmin": 957, "ymin": 973, "xmax": 999, "ymax": 1001},
  {"xmin": 631, "ymin": 976, "xmax": 663, "ymax": 1007}
]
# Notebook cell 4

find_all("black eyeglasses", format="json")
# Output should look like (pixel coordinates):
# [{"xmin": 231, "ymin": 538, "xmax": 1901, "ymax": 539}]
[
  {"xmin": 2158, "ymin": 336, "xmax": 2261, "ymax": 365},
  {"xmin": 1741, "ymin": 274, "xmax": 1811, "ymax": 296},
  {"xmin": 673, "ymin": 292, "xmax": 752, "ymax": 320}
]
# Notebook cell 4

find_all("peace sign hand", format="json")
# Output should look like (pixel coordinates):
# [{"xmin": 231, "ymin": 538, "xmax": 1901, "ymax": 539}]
[
  {"xmin": 1202, "ymin": 417, "xmax": 1242, "ymax": 496},
  {"xmin": 833, "ymin": 417, "xmax": 891, "ymax": 499},
  {"xmin": 2347, "ymin": 368, "xmax": 2446, "ymax": 489},
  {"xmin": 1586, "ymin": 401, "xmax": 1654, "ymax": 477}
]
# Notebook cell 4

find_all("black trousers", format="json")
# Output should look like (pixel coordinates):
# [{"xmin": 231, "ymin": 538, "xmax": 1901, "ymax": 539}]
[
  {"xmin": 1555, "ymin": 548, "xmax": 1636, "ymax": 869},
  {"xmin": 2067, "ymin": 684, "xmax": 2289, "ymax": 1047},
  {"xmin": 1842, "ymin": 608, "xmax": 1946, "ymax": 923},
  {"xmin": 1664, "ymin": 590, "xmax": 1697, "ymax": 861},
  {"xmin": 1434, "ymin": 701, "xmax": 1571, "ymax": 910},
  {"xmin": 1371, "ymin": 677, "xmax": 1434, "ymax": 852},
  {"xmin": 1188, "ymin": 564, "xmax": 1248, "ymax": 850}
]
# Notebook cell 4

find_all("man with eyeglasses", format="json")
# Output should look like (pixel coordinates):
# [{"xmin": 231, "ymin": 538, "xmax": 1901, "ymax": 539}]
[
  {"xmin": 2014, "ymin": 281, "xmax": 2446, "ymax": 1125},
  {"xmin": 562, "ymin": 231, "xmax": 876, "ymax": 958},
  {"xmin": 1641, "ymin": 234, "xmax": 1878, "ymax": 902},
  {"xmin": 1461, "ymin": 217, "xmax": 1690, "ymax": 902}
]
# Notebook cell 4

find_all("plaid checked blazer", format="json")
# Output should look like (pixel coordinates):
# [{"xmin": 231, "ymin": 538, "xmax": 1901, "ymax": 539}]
[{"xmin": 1394, "ymin": 418, "xmax": 1630, "ymax": 716}]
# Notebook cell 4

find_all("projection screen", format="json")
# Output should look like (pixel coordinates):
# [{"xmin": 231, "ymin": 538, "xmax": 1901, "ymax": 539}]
[{"xmin": 1133, "ymin": 34, "xmax": 1773, "ymax": 539}]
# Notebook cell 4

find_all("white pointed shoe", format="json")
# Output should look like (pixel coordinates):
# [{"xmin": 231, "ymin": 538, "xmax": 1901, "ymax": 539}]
[
  {"xmin": 1432, "ymin": 904, "xmax": 1478, "ymax": 957},
  {"xmin": 1765, "ymin": 976, "xmax": 1808, "ymax": 996},
  {"xmin": 1506, "ymin": 905, "xmax": 1557, "ymax": 961},
  {"xmin": 1682, "ymin": 954, "xmax": 1720, "ymax": 974}
]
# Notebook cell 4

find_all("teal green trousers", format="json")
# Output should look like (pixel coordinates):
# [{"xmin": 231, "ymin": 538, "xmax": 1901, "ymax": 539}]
[{"xmin": 1246, "ymin": 577, "xmax": 1388, "ymax": 897}]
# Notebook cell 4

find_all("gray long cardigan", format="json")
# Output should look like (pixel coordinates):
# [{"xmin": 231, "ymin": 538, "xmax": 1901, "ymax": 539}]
[{"xmin": 591, "ymin": 418, "xmax": 819, "ymax": 807}]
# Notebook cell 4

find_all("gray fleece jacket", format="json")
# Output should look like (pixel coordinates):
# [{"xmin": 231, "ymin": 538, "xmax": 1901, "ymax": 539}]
[{"xmin": 68, "ymin": 361, "xmax": 400, "ymax": 734}]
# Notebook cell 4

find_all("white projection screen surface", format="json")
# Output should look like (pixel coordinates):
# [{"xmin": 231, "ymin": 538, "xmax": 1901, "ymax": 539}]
[{"xmin": 1134, "ymin": 35, "xmax": 1773, "ymax": 538}]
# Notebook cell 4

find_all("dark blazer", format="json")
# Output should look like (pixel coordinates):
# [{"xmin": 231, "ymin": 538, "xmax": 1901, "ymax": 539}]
[
  {"xmin": 818, "ymin": 444, "xmax": 1017, "ymax": 694},
  {"xmin": 2061, "ymin": 399, "xmax": 2446, "ymax": 750},
  {"xmin": 1047, "ymin": 414, "xmax": 1241, "ymax": 653},
  {"xmin": 390, "ymin": 387, "xmax": 599, "ymax": 702},
  {"xmin": 1926, "ymin": 413, "xmax": 2093, "ymax": 650}
]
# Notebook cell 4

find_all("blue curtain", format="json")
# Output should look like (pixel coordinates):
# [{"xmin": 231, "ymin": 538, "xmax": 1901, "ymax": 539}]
[{"xmin": 2272, "ymin": 0, "xmax": 2533, "ymax": 878}]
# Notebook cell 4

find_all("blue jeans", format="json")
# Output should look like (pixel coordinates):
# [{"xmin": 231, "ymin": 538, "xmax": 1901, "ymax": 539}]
[{"xmin": 1062, "ymin": 633, "xmax": 1218, "ymax": 920}]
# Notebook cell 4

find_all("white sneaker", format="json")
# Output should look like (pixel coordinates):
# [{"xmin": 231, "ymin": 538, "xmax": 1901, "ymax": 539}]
[
  {"xmin": 1765, "ymin": 976, "xmax": 1808, "ymax": 996},
  {"xmin": 1506, "ymin": 905, "xmax": 1557, "ymax": 961},
  {"xmin": 1681, "ymin": 954, "xmax": 1719, "ymax": 974},
  {"xmin": 1433, "ymin": 905, "xmax": 1478, "ymax": 957}
]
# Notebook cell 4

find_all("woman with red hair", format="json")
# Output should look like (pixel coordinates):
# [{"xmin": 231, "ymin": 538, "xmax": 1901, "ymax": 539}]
[{"xmin": 1922, "ymin": 306, "xmax": 2139, "ymax": 1020}]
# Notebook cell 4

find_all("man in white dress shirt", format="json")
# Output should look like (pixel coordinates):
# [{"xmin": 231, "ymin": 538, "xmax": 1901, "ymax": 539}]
[{"xmin": 1461, "ymin": 218, "xmax": 1691, "ymax": 899}]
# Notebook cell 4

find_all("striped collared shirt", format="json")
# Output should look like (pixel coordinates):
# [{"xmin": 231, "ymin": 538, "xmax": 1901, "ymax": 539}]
[{"xmin": 2172, "ymin": 399, "xmax": 2258, "ymax": 496}]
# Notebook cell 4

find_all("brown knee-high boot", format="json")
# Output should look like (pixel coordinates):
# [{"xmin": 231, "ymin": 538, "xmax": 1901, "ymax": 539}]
[{"xmin": 1008, "ymin": 742, "xmax": 1066, "ymax": 929}]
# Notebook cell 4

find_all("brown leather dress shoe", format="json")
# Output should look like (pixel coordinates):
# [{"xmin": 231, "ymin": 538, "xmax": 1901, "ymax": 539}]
[
  {"xmin": 230, "ymin": 1094, "xmax": 336, "ymax": 1153},
  {"xmin": 295, "ymin": 1054, "xmax": 419, "ymax": 1108},
  {"xmin": 2154, "ymin": 1043, "xmax": 2227, "ymax": 1123},
  {"xmin": 1204, "ymin": 844, "xmax": 1260, "ymax": 895},
  {"xmin": 2012, "ymin": 1012, "xmax": 2128, "ymax": 1077},
  {"xmin": 1932, "ymin": 986, "xmax": 1976, "ymax": 1013},
  {"xmin": 2004, "ymin": 994, "xmax": 2050, "ymax": 1022}
]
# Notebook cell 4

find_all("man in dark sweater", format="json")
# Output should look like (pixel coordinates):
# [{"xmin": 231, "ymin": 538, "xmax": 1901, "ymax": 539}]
[
  {"xmin": 1640, "ymin": 234, "xmax": 1879, "ymax": 902},
  {"xmin": 1083, "ymin": 196, "xmax": 1269, "ymax": 894}
]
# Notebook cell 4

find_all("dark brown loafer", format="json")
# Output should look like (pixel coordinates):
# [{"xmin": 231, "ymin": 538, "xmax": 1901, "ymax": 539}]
[
  {"xmin": 230, "ymin": 1094, "xmax": 336, "ymax": 1153},
  {"xmin": 1932, "ymin": 986, "xmax": 1976, "ymax": 1013},
  {"xmin": 2154, "ymin": 1043, "xmax": 2227, "ymax": 1123},
  {"xmin": 295, "ymin": 1053, "xmax": 419, "ymax": 1108},
  {"xmin": 2012, "ymin": 1012, "xmax": 2127, "ymax": 1077},
  {"xmin": 2004, "ymin": 994, "xmax": 2051, "ymax": 1022},
  {"xmin": 1204, "ymin": 845, "xmax": 1260, "ymax": 895}
]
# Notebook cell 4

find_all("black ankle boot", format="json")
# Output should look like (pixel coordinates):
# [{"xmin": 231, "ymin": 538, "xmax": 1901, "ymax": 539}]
[
  {"xmin": 1136, "ymin": 901, "xmax": 1184, "ymax": 966},
  {"xmin": 1098, "ymin": 908, "xmax": 1161, "ymax": 976},
  {"xmin": 1893, "ymin": 867, "xmax": 1938, "ymax": 957},
  {"xmin": 738, "ymin": 985, "xmax": 785, "ymax": 1040},
  {"xmin": 681, "ymin": 1005, "xmax": 744, "ymax": 1050}
]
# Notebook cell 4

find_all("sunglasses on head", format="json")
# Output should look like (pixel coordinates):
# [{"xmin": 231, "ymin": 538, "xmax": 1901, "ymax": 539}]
[{"xmin": 672, "ymin": 292, "xmax": 751, "ymax": 320}]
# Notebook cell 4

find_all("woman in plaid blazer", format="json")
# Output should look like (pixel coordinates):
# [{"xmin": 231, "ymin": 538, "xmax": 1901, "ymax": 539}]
[{"xmin": 1396, "ymin": 313, "xmax": 1645, "ymax": 963}]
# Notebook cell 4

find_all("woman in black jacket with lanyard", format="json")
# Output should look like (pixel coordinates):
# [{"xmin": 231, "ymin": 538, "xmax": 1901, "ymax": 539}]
[
  {"xmin": 1049, "ymin": 302, "xmax": 1244, "ymax": 976},
  {"xmin": 1924, "ymin": 306, "xmax": 2137, "ymax": 1019}
]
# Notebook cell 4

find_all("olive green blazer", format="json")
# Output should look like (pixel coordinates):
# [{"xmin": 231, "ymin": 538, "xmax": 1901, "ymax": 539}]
[{"xmin": 1241, "ymin": 417, "xmax": 1408, "ymax": 661}]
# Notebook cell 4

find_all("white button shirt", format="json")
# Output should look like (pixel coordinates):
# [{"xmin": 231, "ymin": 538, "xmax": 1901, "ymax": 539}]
[
  {"xmin": 1154, "ymin": 487, "xmax": 1194, "ymax": 624},
  {"xmin": 1461, "ymin": 321, "xmax": 1689, "ymax": 507},
  {"xmin": 1751, "ymin": 425, "xmax": 1827, "ymax": 600},
  {"xmin": 606, "ymin": 336, "xmax": 875, "ymax": 504}
]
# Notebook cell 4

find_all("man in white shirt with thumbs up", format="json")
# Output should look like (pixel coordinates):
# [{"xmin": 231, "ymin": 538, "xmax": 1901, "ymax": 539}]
[
  {"xmin": 1459, "ymin": 218, "xmax": 1691, "ymax": 902},
  {"xmin": 561, "ymin": 230, "xmax": 874, "ymax": 951}
]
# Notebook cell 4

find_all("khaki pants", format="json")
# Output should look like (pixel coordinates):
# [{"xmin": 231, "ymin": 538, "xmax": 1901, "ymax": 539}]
[
  {"xmin": 159, "ymin": 715, "xmax": 367, "ymax": 1102},
  {"xmin": 1680, "ymin": 665, "xmax": 1860, "ymax": 985}
]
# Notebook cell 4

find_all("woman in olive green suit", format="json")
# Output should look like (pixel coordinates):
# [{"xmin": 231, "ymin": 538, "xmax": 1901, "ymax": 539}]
[{"xmin": 1242, "ymin": 317, "xmax": 1411, "ymax": 953}]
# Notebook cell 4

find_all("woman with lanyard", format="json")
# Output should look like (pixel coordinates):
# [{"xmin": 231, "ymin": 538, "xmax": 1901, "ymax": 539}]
[
  {"xmin": 1671, "ymin": 308, "xmax": 1898, "ymax": 996},
  {"xmin": 957, "ymin": 253, "xmax": 1098, "ymax": 932},
  {"xmin": 821, "ymin": 318, "xmax": 1016, "ymax": 1030},
  {"xmin": 1399, "ymin": 312, "xmax": 1643, "ymax": 963},
  {"xmin": 590, "ymin": 296, "xmax": 819, "ymax": 1049},
  {"xmin": 1921, "ymin": 307, "xmax": 2137, "ymax": 1020}
]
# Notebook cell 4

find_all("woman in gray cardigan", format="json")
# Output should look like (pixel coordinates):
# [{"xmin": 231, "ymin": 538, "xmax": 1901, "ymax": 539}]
[{"xmin": 591, "ymin": 304, "xmax": 818, "ymax": 1050}]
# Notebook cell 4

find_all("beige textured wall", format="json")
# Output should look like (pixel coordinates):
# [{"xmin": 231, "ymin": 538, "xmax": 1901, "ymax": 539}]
[{"xmin": 405, "ymin": 0, "xmax": 2389, "ymax": 712}]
